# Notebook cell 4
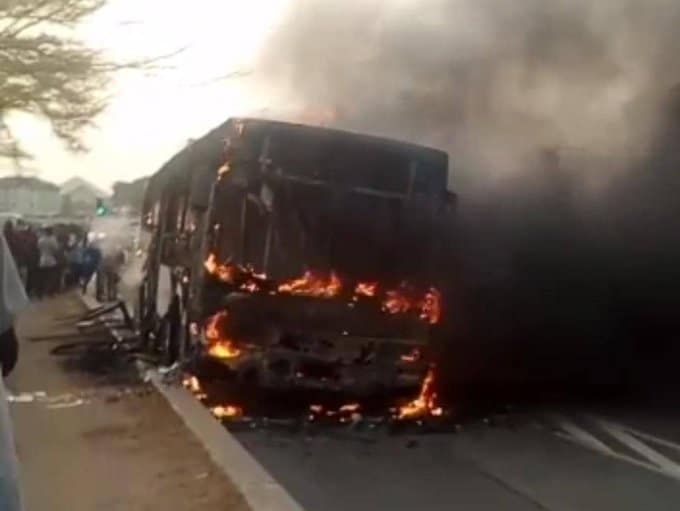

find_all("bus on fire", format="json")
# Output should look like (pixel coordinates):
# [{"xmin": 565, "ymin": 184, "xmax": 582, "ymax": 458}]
[{"xmin": 136, "ymin": 118, "xmax": 453, "ymax": 395}]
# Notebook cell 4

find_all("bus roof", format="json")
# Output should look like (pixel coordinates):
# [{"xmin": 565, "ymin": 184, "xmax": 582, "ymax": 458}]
[{"xmin": 146, "ymin": 118, "xmax": 449, "ymax": 199}]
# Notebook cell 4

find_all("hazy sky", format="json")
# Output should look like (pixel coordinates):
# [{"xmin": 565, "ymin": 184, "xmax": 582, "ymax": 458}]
[{"xmin": 6, "ymin": 0, "xmax": 291, "ymax": 190}]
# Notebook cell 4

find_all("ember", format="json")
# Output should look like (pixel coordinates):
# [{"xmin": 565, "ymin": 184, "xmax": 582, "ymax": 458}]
[
  {"xmin": 211, "ymin": 404, "xmax": 243, "ymax": 419},
  {"xmin": 278, "ymin": 271, "xmax": 342, "ymax": 298},
  {"xmin": 240, "ymin": 281, "xmax": 260, "ymax": 293},
  {"xmin": 339, "ymin": 402, "xmax": 361, "ymax": 413},
  {"xmin": 182, "ymin": 375, "xmax": 207, "ymax": 400},
  {"xmin": 400, "ymin": 347, "xmax": 422, "ymax": 363},
  {"xmin": 354, "ymin": 282, "xmax": 378, "ymax": 297},
  {"xmin": 398, "ymin": 367, "xmax": 441, "ymax": 420}
]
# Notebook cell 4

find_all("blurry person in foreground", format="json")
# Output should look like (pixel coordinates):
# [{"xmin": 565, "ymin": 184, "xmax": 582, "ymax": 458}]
[{"xmin": 0, "ymin": 232, "xmax": 29, "ymax": 510}]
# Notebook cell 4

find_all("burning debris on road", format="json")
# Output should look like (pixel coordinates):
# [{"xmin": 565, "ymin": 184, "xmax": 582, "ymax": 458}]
[{"xmin": 182, "ymin": 362, "xmax": 449, "ymax": 433}]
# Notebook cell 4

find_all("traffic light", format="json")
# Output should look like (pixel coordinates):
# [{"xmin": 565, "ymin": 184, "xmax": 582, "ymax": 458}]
[{"xmin": 95, "ymin": 197, "xmax": 109, "ymax": 216}]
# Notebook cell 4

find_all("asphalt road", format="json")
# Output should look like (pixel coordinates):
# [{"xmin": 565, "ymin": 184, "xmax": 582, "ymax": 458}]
[{"xmin": 232, "ymin": 404, "xmax": 680, "ymax": 511}]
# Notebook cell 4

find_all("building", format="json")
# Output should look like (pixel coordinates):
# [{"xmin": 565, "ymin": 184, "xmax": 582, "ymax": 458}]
[
  {"xmin": 60, "ymin": 176, "xmax": 109, "ymax": 215},
  {"xmin": 0, "ymin": 176, "xmax": 61, "ymax": 217}
]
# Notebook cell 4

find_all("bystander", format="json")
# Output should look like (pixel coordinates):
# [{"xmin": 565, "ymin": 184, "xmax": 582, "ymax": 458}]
[
  {"xmin": 36, "ymin": 227, "xmax": 59, "ymax": 298},
  {"xmin": 0, "ymin": 231, "xmax": 29, "ymax": 511}
]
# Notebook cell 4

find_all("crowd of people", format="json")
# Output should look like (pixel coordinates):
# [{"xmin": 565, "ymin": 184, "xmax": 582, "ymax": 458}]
[{"xmin": 2, "ymin": 220, "xmax": 103, "ymax": 299}]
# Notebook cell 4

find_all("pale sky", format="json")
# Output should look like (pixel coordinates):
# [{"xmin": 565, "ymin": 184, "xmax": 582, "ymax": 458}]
[{"xmin": 7, "ymin": 0, "xmax": 292, "ymax": 190}]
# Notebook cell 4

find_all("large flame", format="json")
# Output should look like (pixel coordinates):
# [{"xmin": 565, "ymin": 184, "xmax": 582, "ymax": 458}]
[
  {"xmin": 204, "ymin": 254, "xmax": 442, "ymax": 324},
  {"xmin": 205, "ymin": 311, "xmax": 241, "ymax": 359},
  {"xmin": 398, "ymin": 367, "xmax": 442, "ymax": 420},
  {"xmin": 278, "ymin": 271, "xmax": 342, "ymax": 298}
]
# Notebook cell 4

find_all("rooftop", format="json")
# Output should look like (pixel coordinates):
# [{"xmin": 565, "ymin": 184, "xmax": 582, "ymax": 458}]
[{"xmin": 0, "ymin": 175, "xmax": 59, "ymax": 191}]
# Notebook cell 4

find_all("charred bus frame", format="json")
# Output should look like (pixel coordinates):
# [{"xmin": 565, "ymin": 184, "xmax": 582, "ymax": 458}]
[{"xmin": 137, "ymin": 118, "xmax": 453, "ymax": 392}]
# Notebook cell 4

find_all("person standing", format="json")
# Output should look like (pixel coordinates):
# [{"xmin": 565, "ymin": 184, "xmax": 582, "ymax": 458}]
[
  {"xmin": 37, "ymin": 227, "xmax": 59, "ymax": 297},
  {"xmin": 3, "ymin": 222, "xmax": 23, "ymax": 285},
  {"xmin": 66, "ymin": 235, "xmax": 85, "ymax": 288},
  {"xmin": 0, "ymin": 231, "xmax": 29, "ymax": 511},
  {"xmin": 81, "ymin": 236, "xmax": 102, "ymax": 294},
  {"xmin": 22, "ymin": 226, "xmax": 39, "ymax": 298}
]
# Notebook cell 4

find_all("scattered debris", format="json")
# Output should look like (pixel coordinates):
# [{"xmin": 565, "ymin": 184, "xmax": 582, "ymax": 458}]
[
  {"xmin": 47, "ymin": 399, "xmax": 86, "ymax": 409},
  {"xmin": 7, "ymin": 391, "xmax": 47, "ymax": 403},
  {"xmin": 6, "ymin": 386, "xmax": 153, "ymax": 409},
  {"xmin": 405, "ymin": 439, "xmax": 419, "ymax": 448}
]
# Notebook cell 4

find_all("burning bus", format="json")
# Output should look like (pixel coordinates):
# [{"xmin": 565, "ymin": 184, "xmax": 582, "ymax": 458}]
[{"xmin": 137, "ymin": 118, "xmax": 453, "ymax": 395}]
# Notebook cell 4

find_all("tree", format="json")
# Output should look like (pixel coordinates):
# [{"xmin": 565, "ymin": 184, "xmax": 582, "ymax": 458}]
[{"xmin": 0, "ymin": 0, "xmax": 157, "ymax": 159}]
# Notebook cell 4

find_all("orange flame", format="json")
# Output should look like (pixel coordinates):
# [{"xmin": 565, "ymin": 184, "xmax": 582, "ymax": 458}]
[
  {"xmin": 183, "ymin": 375, "xmax": 201, "ymax": 394},
  {"xmin": 382, "ymin": 290, "xmax": 413, "ymax": 315},
  {"xmin": 398, "ymin": 367, "xmax": 441, "ymax": 420},
  {"xmin": 205, "ymin": 312, "xmax": 241, "ymax": 359},
  {"xmin": 240, "ymin": 281, "xmax": 260, "ymax": 293},
  {"xmin": 278, "ymin": 271, "xmax": 342, "ymax": 298},
  {"xmin": 208, "ymin": 341, "xmax": 241, "ymax": 359},
  {"xmin": 204, "ymin": 253, "xmax": 238, "ymax": 284},
  {"xmin": 382, "ymin": 287, "xmax": 443, "ymax": 325},
  {"xmin": 211, "ymin": 405, "xmax": 243, "ymax": 419},
  {"xmin": 420, "ymin": 288, "xmax": 442, "ymax": 325},
  {"xmin": 205, "ymin": 254, "xmax": 442, "ymax": 324},
  {"xmin": 182, "ymin": 375, "xmax": 207, "ymax": 400},
  {"xmin": 355, "ymin": 282, "xmax": 378, "ymax": 297}
]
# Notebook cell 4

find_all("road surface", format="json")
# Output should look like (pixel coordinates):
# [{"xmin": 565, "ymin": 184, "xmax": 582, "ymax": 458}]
[{"xmin": 230, "ymin": 407, "xmax": 680, "ymax": 511}]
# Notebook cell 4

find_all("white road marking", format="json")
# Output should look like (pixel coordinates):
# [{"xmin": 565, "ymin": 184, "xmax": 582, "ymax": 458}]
[
  {"xmin": 553, "ymin": 414, "xmax": 680, "ymax": 482},
  {"xmin": 552, "ymin": 416, "xmax": 613, "ymax": 455},
  {"xmin": 620, "ymin": 425, "xmax": 680, "ymax": 454},
  {"xmin": 596, "ymin": 419, "xmax": 680, "ymax": 479}
]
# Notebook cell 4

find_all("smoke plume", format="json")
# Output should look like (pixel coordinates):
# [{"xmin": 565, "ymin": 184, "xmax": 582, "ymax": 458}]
[
  {"xmin": 256, "ymin": 0, "xmax": 680, "ymax": 401},
  {"xmin": 259, "ymin": 0, "xmax": 680, "ymax": 184}
]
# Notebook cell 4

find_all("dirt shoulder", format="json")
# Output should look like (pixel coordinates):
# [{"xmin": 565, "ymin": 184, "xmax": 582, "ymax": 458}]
[{"xmin": 7, "ymin": 292, "xmax": 250, "ymax": 511}]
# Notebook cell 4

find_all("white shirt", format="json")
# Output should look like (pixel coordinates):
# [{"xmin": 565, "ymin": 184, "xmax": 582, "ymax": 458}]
[{"xmin": 37, "ymin": 234, "xmax": 59, "ymax": 268}]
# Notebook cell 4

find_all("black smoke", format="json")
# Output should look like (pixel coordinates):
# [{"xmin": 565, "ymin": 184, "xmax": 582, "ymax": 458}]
[{"xmin": 255, "ymin": 0, "xmax": 680, "ymax": 403}]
